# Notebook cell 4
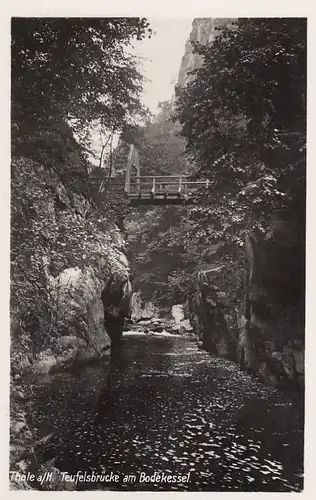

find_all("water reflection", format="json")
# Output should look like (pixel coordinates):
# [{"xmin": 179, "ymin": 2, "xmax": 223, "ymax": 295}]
[{"xmin": 31, "ymin": 333, "xmax": 304, "ymax": 492}]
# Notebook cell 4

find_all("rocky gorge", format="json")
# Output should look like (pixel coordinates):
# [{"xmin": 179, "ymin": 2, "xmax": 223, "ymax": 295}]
[
  {"xmin": 174, "ymin": 22, "xmax": 304, "ymax": 389},
  {"xmin": 187, "ymin": 210, "xmax": 305, "ymax": 389},
  {"xmin": 10, "ymin": 17, "xmax": 305, "ymax": 492},
  {"xmin": 129, "ymin": 17, "xmax": 305, "ymax": 391}
]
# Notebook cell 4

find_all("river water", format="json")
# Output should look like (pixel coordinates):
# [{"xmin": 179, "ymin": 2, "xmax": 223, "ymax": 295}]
[{"xmin": 30, "ymin": 332, "xmax": 304, "ymax": 492}]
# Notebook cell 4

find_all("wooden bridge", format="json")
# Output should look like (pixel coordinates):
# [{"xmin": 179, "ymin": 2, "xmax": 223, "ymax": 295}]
[
  {"xmin": 93, "ymin": 144, "xmax": 209, "ymax": 206},
  {"xmin": 124, "ymin": 144, "xmax": 209, "ymax": 206},
  {"xmin": 126, "ymin": 175, "xmax": 209, "ymax": 205}
]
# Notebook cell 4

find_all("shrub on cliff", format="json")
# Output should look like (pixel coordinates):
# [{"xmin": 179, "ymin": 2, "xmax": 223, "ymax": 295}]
[
  {"xmin": 172, "ymin": 18, "xmax": 306, "ymax": 307},
  {"xmin": 11, "ymin": 157, "xmax": 121, "ymax": 358},
  {"xmin": 175, "ymin": 18, "xmax": 306, "ymax": 242}
]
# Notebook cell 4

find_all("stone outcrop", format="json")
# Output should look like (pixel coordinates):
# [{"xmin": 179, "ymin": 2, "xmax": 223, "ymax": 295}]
[
  {"xmin": 34, "ymin": 253, "xmax": 131, "ymax": 373},
  {"xmin": 130, "ymin": 292, "xmax": 159, "ymax": 322},
  {"xmin": 176, "ymin": 18, "xmax": 235, "ymax": 89},
  {"xmin": 12, "ymin": 162, "xmax": 132, "ymax": 373},
  {"xmin": 11, "ymin": 124, "xmax": 133, "ymax": 487},
  {"xmin": 189, "ymin": 266, "xmax": 237, "ymax": 359},
  {"xmin": 237, "ymin": 210, "xmax": 305, "ymax": 388},
  {"xmin": 11, "ymin": 136, "xmax": 132, "ymax": 374},
  {"xmin": 171, "ymin": 304, "xmax": 193, "ymax": 334},
  {"xmin": 124, "ymin": 301, "xmax": 193, "ymax": 336},
  {"xmin": 189, "ymin": 210, "xmax": 305, "ymax": 389}
]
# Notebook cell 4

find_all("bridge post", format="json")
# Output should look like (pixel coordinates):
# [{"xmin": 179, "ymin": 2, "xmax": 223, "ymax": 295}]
[
  {"xmin": 125, "ymin": 144, "xmax": 140, "ymax": 195},
  {"xmin": 151, "ymin": 177, "xmax": 156, "ymax": 197},
  {"xmin": 178, "ymin": 176, "xmax": 182, "ymax": 196},
  {"xmin": 124, "ymin": 145, "xmax": 133, "ymax": 194},
  {"xmin": 134, "ymin": 146, "xmax": 140, "ymax": 195}
]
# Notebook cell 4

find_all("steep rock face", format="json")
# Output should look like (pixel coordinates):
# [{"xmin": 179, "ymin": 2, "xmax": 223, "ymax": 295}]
[
  {"xmin": 189, "ymin": 266, "xmax": 237, "ymax": 359},
  {"xmin": 238, "ymin": 211, "xmax": 305, "ymax": 388},
  {"xmin": 175, "ymin": 19, "xmax": 304, "ymax": 390},
  {"xmin": 189, "ymin": 211, "xmax": 305, "ymax": 389},
  {"xmin": 11, "ymin": 157, "xmax": 132, "ymax": 373},
  {"xmin": 177, "ymin": 18, "xmax": 235, "ymax": 89},
  {"xmin": 10, "ymin": 124, "xmax": 133, "ymax": 488},
  {"xmin": 11, "ymin": 116, "xmax": 133, "ymax": 374}
]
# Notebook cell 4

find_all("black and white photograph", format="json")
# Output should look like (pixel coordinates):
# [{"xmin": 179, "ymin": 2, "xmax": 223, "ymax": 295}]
[{"xmin": 9, "ymin": 12, "xmax": 307, "ymax": 493}]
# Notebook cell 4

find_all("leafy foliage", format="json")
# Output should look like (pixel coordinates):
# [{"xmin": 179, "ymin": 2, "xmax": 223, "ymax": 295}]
[
  {"xmin": 11, "ymin": 157, "xmax": 122, "ymax": 357},
  {"xmin": 136, "ymin": 118, "xmax": 191, "ymax": 176},
  {"xmin": 113, "ymin": 100, "xmax": 190, "ymax": 177},
  {"xmin": 128, "ymin": 19, "xmax": 306, "ymax": 313},
  {"xmin": 169, "ymin": 17, "xmax": 307, "ymax": 310},
  {"xmin": 10, "ymin": 18, "xmax": 153, "ymax": 363},
  {"xmin": 120, "ymin": 103, "xmax": 196, "ymax": 308},
  {"xmin": 175, "ymin": 18, "xmax": 306, "ymax": 239},
  {"xmin": 12, "ymin": 17, "xmax": 152, "ymax": 154}
]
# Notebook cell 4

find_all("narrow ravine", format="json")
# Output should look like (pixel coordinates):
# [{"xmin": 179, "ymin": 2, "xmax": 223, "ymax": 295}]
[
  {"xmin": 10, "ymin": 17, "xmax": 306, "ymax": 495},
  {"xmin": 30, "ymin": 332, "xmax": 304, "ymax": 492}
]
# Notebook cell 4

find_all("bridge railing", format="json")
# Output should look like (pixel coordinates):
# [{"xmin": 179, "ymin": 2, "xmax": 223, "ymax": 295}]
[{"xmin": 127, "ymin": 176, "xmax": 209, "ymax": 197}]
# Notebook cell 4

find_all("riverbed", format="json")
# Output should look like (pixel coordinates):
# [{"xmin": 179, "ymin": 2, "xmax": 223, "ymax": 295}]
[{"xmin": 30, "ymin": 332, "xmax": 304, "ymax": 491}]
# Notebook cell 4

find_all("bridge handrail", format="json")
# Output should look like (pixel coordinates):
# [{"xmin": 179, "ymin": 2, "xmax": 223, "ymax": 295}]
[
  {"xmin": 129, "ymin": 180, "xmax": 207, "ymax": 185},
  {"xmin": 127, "ymin": 175, "xmax": 210, "ymax": 198},
  {"xmin": 130, "ymin": 175, "xmax": 198, "ymax": 179},
  {"xmin": 129, "ymin": 177, "xmax": 207, "ymax": 183}
]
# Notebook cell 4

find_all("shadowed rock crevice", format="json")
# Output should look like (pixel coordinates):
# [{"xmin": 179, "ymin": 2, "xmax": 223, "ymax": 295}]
[
  {"xmin": 101, "ymin": 275, "xmax": 133, "ymax": 348},
  {"xmin": 189, "ymin": 210, "xmax": 304, "ymax": 390}
]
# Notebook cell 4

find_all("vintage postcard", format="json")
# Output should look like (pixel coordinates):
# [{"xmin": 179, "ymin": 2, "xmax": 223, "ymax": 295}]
[{"xmin": 6, "ymin": 2, "xmax": 313, "ymax": 497}]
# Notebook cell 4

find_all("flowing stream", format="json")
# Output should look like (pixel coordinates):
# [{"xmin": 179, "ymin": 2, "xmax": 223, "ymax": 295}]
[{"xmin": 30, "ymin": 332, "xmax": 304, "ymax": 492}]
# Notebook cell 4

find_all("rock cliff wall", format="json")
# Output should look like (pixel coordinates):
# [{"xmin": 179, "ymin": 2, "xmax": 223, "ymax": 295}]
[
  {"xmin": 176, "ymin": 18, "xmax": 235, "ymax": 89},
  {"xmin": 238, "ymin": 211, "xmax": 305, "ymax": 388},
  {"xmin": 175, "ymin": 18, "xmax": 305, "ymax": 390},
  {"xmin": 189, "ymin": 211, "xmax": 305, "ymax": 389},
  {"xmin": 11, "ymin": 154, "xmax": 132, "ymax": 374},
  {"xmin": 10, "ymin": 123, "xmax": 133, "ymax": 488}
]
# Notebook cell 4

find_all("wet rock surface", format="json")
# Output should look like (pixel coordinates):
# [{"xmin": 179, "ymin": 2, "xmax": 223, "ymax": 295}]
[
  {"xmin": 125, "ymin": 310, "xmax": 193, "ymax": 336},
  {"xmin": 30, "ymin": 333, "xmax": 303, "ymax": 492}
]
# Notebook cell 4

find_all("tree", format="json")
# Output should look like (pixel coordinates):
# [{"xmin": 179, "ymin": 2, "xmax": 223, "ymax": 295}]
[
  {"xmin": 11, "ymin": 17, "xmax": 152, "ymax": 153},
  {"xmin": 122, "ymin": 108, "xmax": 203, "ymax": 309},
  {"xmin": 166, "ymin": 18, "xmax": 307, "ymax": 315},
  {"xmin": 175, "ymin": 18, "xmax": 306, "ymax": 246},
  {"xmin": 10, "ymin": 18, "xmax": 153, "ymax": 360},
  {"xmin": 137, "ymin": 118, "xmax": 191, "ymax": 176},
  {"xmin": 113, "ymin": 100, "xmax": 191, "ymax": 176}
]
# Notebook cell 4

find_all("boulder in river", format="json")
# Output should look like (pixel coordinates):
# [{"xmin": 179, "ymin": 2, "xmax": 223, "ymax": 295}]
[
  {"xmin": 172, "ymin": 304, "xmax": 185, "ymax": 323},
  {"xmin": 130, "ymin": 292, "xmax": 159, "ymax": 322},
  {"xmin": 170, "ymin": 304, "xmax": 194, "ymax": 335}
]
